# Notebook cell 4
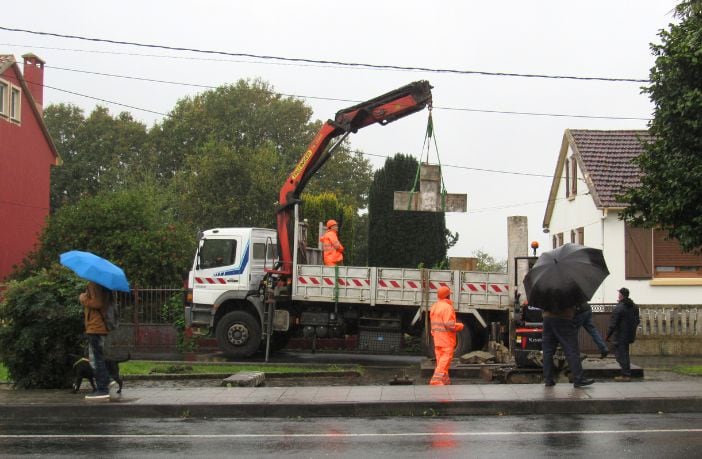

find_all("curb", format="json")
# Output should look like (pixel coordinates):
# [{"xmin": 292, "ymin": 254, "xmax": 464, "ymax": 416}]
[{"xmin": 3, "ymin": 397, "xmax": 702, "ymax": 420}]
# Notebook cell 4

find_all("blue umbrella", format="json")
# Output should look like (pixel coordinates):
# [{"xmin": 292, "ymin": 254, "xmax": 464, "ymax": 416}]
[{"xmin": 60, "ymin": 250, "xmax": 130, "ymax": 292}]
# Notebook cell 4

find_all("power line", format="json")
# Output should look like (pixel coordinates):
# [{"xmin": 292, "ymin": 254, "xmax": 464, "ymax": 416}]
[
  {"xmin": 44, "ymin": 85, "xmax": 168, "ymax": 117},
  {"xmin": 358, "ymin": 151, "xmax": 552, "ymax": 178},
  {"xmin": 0, "ymin": 26, "xmax": 650, "ymax": 83},
  {"xmin": 36, "ymin": 82, "xmax": 623, "ymax": 180},
  {"xmin": 42, "ymin": 66, "xmax": 651, "ymax": 121}
]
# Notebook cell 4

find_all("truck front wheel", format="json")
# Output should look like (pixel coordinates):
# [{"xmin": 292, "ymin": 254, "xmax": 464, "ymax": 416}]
[
  {"xmin": 216, "ymin": 311, "xmax": 261, "ymax": 358},
  {"xmin": 422, "ymin": 326, "xmax": 473, "ymax": 358}
]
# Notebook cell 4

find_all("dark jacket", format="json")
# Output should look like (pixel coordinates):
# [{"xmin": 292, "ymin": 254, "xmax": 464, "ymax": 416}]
[
  {"xmin": 543, "ymin": 304, "xmax": 576, "ymax": 320},
  {"xmin": 607, "ymin": 297, "xmax": 640, "ymax": 344}
]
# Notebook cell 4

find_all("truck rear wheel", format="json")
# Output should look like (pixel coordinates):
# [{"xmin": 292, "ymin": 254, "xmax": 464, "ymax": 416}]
[
  {"xmin": 216, "ymin": 311, "xmax": 261, "ymax": 358},
  {"xmin": 422, "ymin": 326, "xmax": 473, "ymax": 358}
]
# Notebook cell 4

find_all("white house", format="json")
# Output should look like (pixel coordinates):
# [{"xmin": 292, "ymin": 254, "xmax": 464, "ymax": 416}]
[{"xmin": 542, "ymin": 129, "xmax": 702, "ymax": 306}]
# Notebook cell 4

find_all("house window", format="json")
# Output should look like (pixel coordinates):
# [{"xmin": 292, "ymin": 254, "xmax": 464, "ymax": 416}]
[
  {"xmin": 564, "ymin": 158, "xmax": 571, "ymax": 198},
  {"xmin": 10, "ymin": 86, "xmax": 21, "ymax": 122},
  {"xmin": 570, "ymin": 230, "xmax": 576, "ymax": 243},
  {"xmin": 0, "ymin": 79, "xmax": 8, "ymax": 116},
  {"xmin": 556, "ymin": 233, "xmax": 564, "ymax": 247},
  {"xmin": 571, "ymin": 157, "xmax": 578, "ymax": 196},
  {"xmin": 576, "ymin": 227, "xmax": 584, "ymax": 245},
  {"xmin": 552, "ymin": 235, "xmax": 557, "ymax": 249},
  {"xmin": 624, "ymin": 223, "xmax": 702, "ymax": 279}
]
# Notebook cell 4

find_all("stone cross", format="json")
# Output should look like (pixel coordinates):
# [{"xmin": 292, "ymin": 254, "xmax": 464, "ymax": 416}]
[{"xmin": 393, "ymin": 164, "xmax": 467, "ymax": 212}]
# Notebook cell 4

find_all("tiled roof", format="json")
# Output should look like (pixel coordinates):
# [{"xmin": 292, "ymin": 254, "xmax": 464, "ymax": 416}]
[
  {"xmin": 0, "ymin": 54, "xmax": 15, "ymax": 72},
  {"xmin": 569, "ymin": 129, "xmax": 650, "ymax": 208}
]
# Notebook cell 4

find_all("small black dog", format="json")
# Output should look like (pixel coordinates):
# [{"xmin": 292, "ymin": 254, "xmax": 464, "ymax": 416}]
[{"xmin": 70, "ymin": 352, "xmax": 131, "ymax": 394}]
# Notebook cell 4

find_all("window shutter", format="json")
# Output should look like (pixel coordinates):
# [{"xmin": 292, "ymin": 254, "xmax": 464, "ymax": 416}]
[
  {"xmin": 564, "ymin": 158, "xmax": 570, "ymax": 197},
  {"xmin": 653, "ymin": 230, "xmax": 702, "ymax": 267},
  {"xmin": 625, "ymin": 224, "xmax": 652, "ymax": 279},
  {"xmin": 571, "ymin": 158, "xmax": 577, "ymax": 195}
]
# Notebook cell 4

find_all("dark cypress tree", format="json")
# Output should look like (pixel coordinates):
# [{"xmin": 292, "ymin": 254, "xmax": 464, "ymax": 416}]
[{"xmin": 368, "ymin": 154, "xmax": 448, "ymax": 267}]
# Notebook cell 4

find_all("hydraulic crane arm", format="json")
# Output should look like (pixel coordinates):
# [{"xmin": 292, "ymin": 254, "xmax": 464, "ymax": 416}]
[{"xmin": 274, "ymin": 80, "xmax": 433, "ymax": 275}]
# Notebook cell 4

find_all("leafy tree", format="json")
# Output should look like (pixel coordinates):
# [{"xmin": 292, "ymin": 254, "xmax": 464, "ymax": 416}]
[
  {"xmin": 45, "ymin": 104, "xmax": 150, "ymax": 211},
  {"xmin": 150, "ymin": 79, "xmax": 373, "ymax": 217},
  {"xmin": 0, "ymin": 266, "xmax": 85, "ymax": 388},
  {"xmin": 471, "ymin": 249, "xmax": 507, "ymax": 273},
  {"xmin": 170, "ymin": 141, "xmax": 283, "ymax": 230},
  {"xmin": 621, "ymin": 1, "xmax": 702, "ymax": 253},
  {"xmin": 304, "ymin": 146, "xmax": 374, "ymax": 211},
  {"xmin": 300, "ymin": 192, "xmax": 364, "ymax": 265},
  {"xmin": 367, "ymin": 154, "xmax": 450, "ymax": 268},
  {"xmin": 11, "ymin": 184, "xmax": 193, "ymax": 287},
  {"xmin": 148, "ymin": 79, "xmax": 314, "ymax": 181}
]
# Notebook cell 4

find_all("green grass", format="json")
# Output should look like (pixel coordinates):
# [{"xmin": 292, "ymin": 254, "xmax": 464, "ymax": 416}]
[
  {"xmin": 121, "ymin": 361, "xmax": 357, "ymax": 376},
  {"xmin": 672, "ymin": 365, "xmax": 702, "ymax": 376},
  {"xmin": 0, "ymin": 360, "xmax": 361, "ymax": 382},
  {"xmin": 0, "ymin": 361, "xmax": 356, "ymax": 382}
]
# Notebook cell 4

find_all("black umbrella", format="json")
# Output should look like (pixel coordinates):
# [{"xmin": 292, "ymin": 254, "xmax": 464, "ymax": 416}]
[{"xmin": 523, "ymin": 243, "xmax": 609, "ymax": 312}]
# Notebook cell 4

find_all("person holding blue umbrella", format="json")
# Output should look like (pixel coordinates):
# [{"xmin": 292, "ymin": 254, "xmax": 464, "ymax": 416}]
[
  {"xmin": 60, "ymin": 250, "xmax": 130, "ymax": 401},
  {"xmin": 79, "ymin": 281, "xmax": 114, "ymax": 400}
]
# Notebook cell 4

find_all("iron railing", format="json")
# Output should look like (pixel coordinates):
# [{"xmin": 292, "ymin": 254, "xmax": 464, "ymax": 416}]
[{"xmin": 115, "ymin": 288, "xmax": 184, "ymax": 325}]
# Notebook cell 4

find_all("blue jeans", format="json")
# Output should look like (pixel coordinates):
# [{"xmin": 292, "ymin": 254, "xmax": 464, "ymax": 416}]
[
  {"xmin": 88, "ymin": 334, "xmax": 110, "ymax": 393},
  {"xmin": 574, "ymin": 309, "xmax": 608, "ymax": 354},
  {"xmin": 542, "ymin": 316, "xmax": 585, "ymax": 384}
]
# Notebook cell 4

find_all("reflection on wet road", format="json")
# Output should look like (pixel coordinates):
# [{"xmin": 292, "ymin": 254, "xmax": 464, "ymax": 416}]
[{"xmin": 1, "ymin": 413, "xmax": 701, "ymax": 457}]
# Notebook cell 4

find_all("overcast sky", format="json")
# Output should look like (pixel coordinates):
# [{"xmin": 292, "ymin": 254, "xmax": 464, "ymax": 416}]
[{"xmin": 2, "ymin": 1, "xmax": 680, "ymax": 260}]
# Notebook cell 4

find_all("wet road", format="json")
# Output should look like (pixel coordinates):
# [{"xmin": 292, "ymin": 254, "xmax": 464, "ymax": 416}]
[{"xmin": 1, "ymin": 413, "xmax": 701, "ymax": 457}]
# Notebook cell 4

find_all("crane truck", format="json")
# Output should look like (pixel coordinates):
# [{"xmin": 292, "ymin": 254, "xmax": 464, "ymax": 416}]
[{"xmin": 184, "ymin": 81, "xmax": 512, "ymax": 359}]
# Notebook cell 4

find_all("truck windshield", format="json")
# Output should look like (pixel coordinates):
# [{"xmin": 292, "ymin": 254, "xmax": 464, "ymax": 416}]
[{"xmin": 199, "ymin": 239, "xmax": 237, "ymax": 269}]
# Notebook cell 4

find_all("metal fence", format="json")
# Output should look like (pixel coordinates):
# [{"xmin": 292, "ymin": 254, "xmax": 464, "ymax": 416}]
[
  {"xmin": 108, "ymin": 288, "xmax": 184, "ymax": 356},
  {"xmin": 115, "ymin": 288, "xmax": 183, "ymax": 325}
]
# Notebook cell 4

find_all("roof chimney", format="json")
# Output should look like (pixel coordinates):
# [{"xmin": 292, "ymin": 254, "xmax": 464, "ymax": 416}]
[{"xmin": 21, "ymin": 53, "xmax": 45, "ymax": 114}]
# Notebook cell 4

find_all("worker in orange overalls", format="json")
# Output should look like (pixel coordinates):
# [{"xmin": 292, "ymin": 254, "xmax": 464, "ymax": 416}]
[
  {"xmin": 320, "ymin": 219, "xmax": 344, "ymax": 266},
  {"xmin": 429, "ymin": 285, "xmax": 464, "ymax": 385}
]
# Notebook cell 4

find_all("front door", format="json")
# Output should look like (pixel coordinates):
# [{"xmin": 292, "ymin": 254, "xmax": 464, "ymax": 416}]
[{"xmin": 192, "ymin": 236, "xmax": 245, "ymax": 305}]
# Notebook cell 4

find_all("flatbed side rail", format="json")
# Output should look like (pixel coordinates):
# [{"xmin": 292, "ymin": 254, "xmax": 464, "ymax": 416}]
[{"xmin": 293, "ymin": 264, "xmax": 509, "ymax": 310}]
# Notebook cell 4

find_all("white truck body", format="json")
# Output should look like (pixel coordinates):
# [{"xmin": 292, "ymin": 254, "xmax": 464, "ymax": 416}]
[{"xmin": 186, "ymin": 226, "xmax": 511, "ymax": 358}]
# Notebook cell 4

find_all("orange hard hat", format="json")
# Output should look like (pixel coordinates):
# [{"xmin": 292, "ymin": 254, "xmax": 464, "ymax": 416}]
[
  {"xmin": 326, "ymin": 219, "xmax": 338, "ymax": 229},
  {"xmin": 437, "ymin": 285, "xmax": 451, "ymax": 299}
]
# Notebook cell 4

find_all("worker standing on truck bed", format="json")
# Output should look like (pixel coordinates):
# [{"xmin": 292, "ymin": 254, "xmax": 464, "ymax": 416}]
[
  {"xmin": 429, "ymin": 286, "xmax": 464, "ymax": 385},
  {"xmin": 320, "ymin": 220, "xmax": 344, "ymax": 266}
]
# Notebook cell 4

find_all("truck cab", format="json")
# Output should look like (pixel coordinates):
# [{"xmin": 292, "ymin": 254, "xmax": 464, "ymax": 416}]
[{"xmin": 186, "ymin": 228, "xmax": 276, "ymax": 332}]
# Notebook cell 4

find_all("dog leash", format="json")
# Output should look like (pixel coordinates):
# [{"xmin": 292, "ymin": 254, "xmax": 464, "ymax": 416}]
[{"xmin": 73, "ymin": 357, "xmax": 90, "ymax": 368}]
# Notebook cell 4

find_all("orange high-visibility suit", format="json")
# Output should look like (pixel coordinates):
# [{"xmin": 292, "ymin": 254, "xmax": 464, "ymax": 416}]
[
  {"xmin": 320, "ymin": 220, "xmax": 344, "ymax": 266},
  {"xmin": 429, "ymin": 286, "xmax": 464, "ymax": 385}
]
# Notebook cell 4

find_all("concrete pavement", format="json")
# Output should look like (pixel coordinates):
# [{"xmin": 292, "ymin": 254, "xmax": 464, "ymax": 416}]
[
  {"xmin": 1, "ymin": 355, "xmax": 701, "ymax": 419},
  {"xmin": 1, "ymin": 379, "xmax": 701, "ymax": 419}
]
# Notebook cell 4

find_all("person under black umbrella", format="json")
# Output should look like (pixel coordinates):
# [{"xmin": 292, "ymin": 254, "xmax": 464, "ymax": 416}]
[
  {"xmin": 541, "ymin": 302, "xmax": 595, "ymax": 388},
  {"xmin": 524, "ymin": 243, "xmax": 607, "ymax": 388}
]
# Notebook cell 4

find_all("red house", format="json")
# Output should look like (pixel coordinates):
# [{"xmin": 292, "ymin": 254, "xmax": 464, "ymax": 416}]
[{"xmin": 0, "ymin": 53, "xmax": 60, "ymax": 281}]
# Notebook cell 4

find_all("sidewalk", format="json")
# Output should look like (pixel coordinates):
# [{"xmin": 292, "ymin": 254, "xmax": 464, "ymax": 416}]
[
  {"xmin": 1, "ymin": 355, "xmax": 701, "ymax": 419},
  {"xmin": 2, "ymin": 379, "xmax": 702, "ymax": 419}
]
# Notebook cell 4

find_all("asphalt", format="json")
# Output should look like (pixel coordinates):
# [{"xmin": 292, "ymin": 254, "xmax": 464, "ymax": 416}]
[{"xmin": 1, "ymin": 355, "xmax": 701, "ymax": 419}]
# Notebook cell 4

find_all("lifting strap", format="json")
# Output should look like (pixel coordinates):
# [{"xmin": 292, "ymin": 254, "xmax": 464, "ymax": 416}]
[{"xmin": 408, "ymin": 109, "xmax": 447, "ymax": 210}]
